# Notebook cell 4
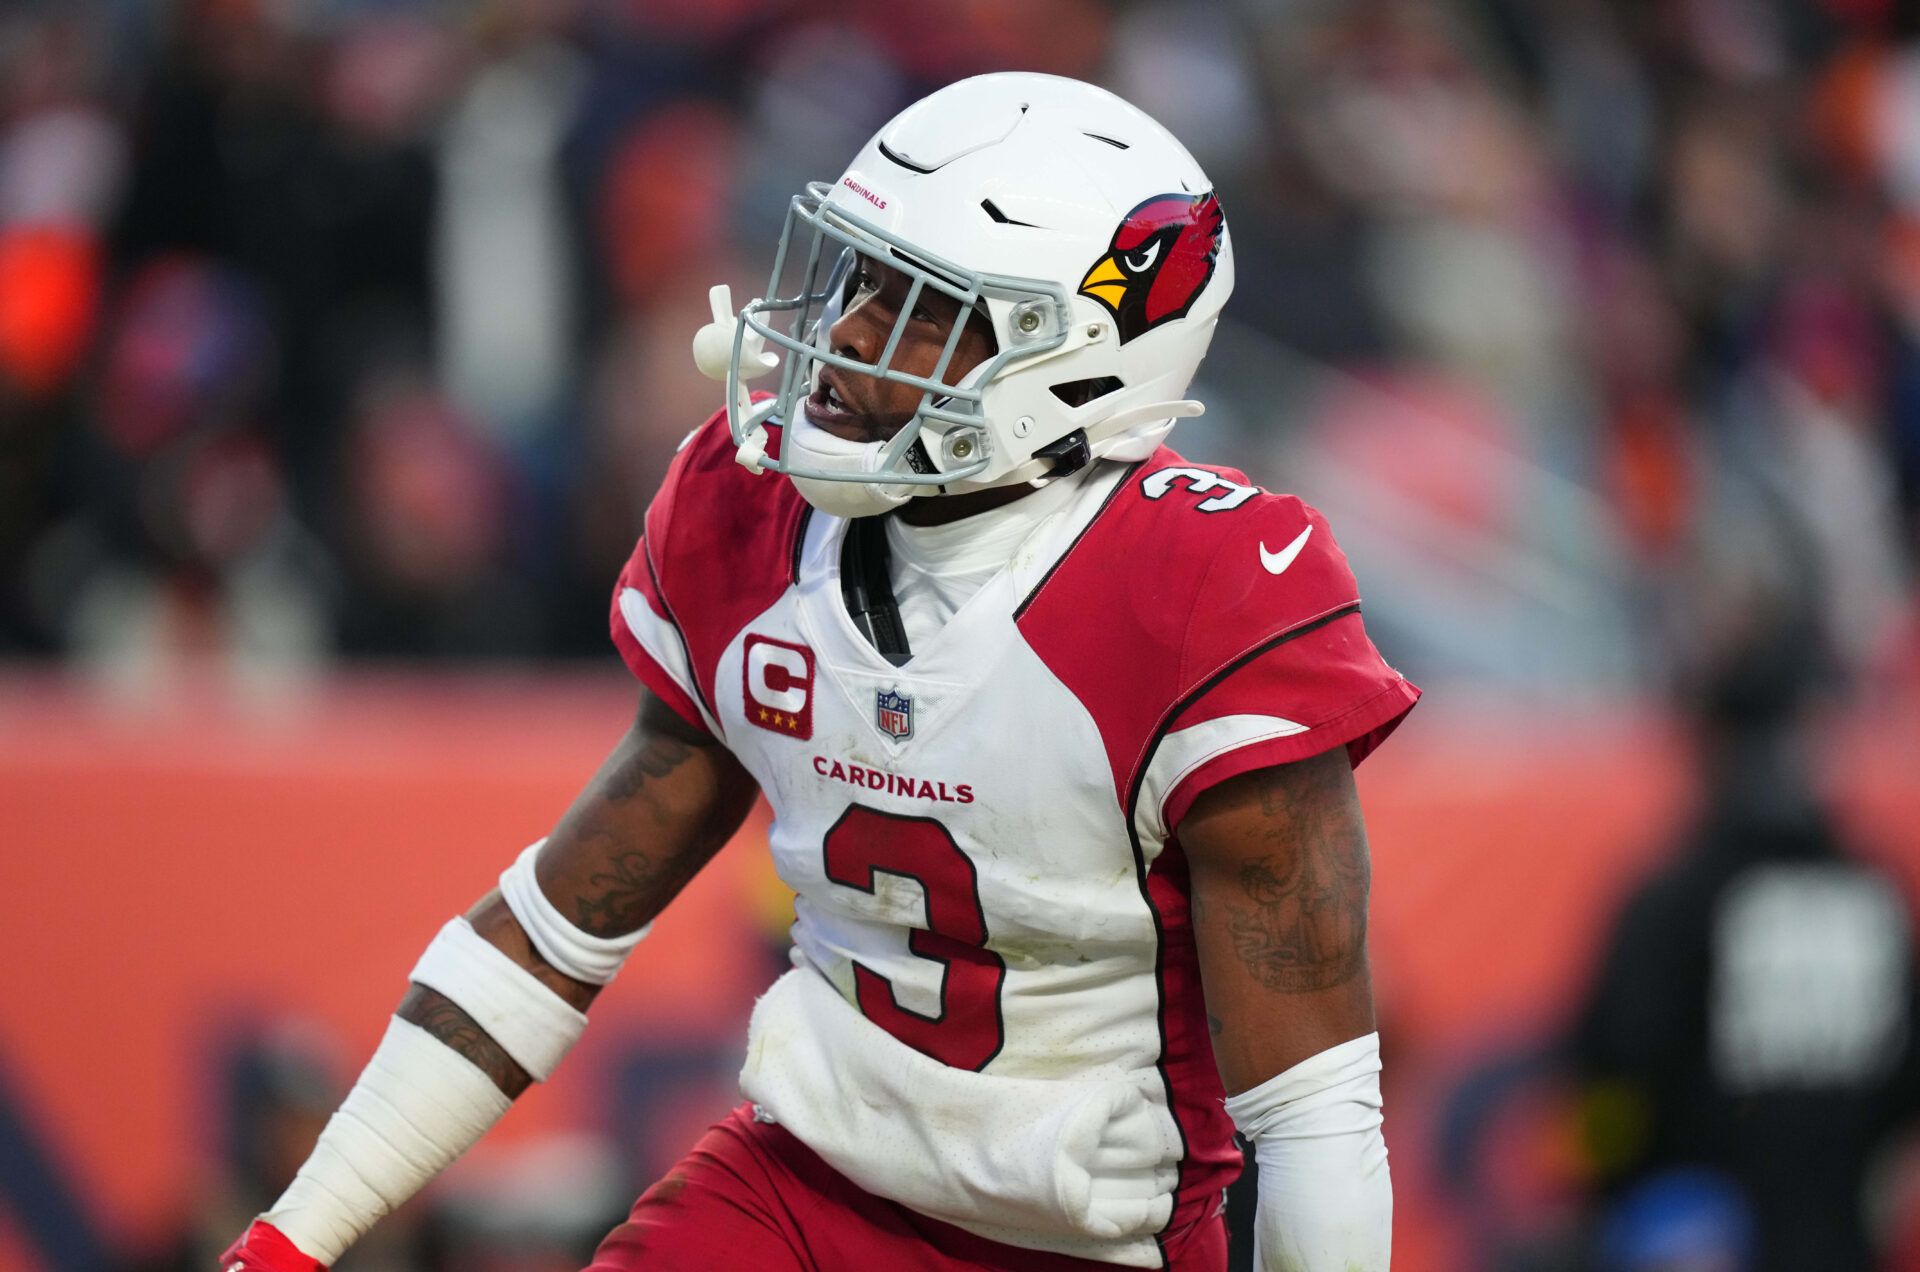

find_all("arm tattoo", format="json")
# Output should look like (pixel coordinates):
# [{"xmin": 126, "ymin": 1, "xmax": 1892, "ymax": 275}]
[
  {"xmin": 554, "ymin": 711, "xmax": 743, "ymax": 937},
  {"xmin": 572, "ymin": 835, "xmax": 656, "ymax": 935},
  {"xmin": 600, "ymin": 735, "xmax": 694, "ymax": 803},
  {"xmin": 565, "ymin": 828, "xmax": 709, "ymax": 937},
  {"xmin": 1220, "ymin": 761, "xmax": 1370, "ymax": 994},
  {"xmin": 397, "ymin": 985, "xmax": 532, "ymax": 1098}
]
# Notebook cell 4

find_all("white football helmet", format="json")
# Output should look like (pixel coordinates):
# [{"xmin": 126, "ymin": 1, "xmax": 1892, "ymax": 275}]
[{"xmin": 706, "ymin": 72, "xmax": 1235, "ymax": 517}]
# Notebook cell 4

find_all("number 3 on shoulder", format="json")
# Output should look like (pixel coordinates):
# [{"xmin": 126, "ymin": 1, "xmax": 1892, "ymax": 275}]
[{"xmin": 1141, "ymin": 466, "xmax": 1257, "ymax": 513}]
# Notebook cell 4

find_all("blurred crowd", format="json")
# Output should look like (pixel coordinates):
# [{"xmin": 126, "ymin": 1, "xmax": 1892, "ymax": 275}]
[{"xmin": 0, "ymin": 0, "xmax": 1916, "ymax": 696}]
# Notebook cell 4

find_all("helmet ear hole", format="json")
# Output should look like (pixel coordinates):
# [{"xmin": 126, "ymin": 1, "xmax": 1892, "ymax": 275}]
[{"xmin": 1049, "ymin": 376, "xmax": 1124, "ymax": 407}]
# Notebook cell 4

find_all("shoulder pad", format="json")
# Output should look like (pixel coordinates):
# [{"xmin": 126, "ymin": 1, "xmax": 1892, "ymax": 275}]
[
  {"xmin": 1026, "ymin": 451, "xmax": 1359, "ymax": 683},
  {"xmin": 639, "ymin": 404, "xmax": 810, "ymax": 714},
  {"xmin": 1016, "ymin": 449, "xmax": 1369, "ymax": 791},
  {"xmin": 647, "ymin": 405, "xmax": 807, "ymax": 568}
]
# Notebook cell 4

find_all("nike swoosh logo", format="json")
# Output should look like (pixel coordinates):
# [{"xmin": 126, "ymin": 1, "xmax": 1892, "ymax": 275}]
[{"xmin": 1259, "ymin": 526, "xmax": 1313, "ymax": 576}]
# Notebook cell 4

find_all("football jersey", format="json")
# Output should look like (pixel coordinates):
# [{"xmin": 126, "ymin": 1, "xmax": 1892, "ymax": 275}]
[{"xmin": 610, "ymin": 409, "xmax": 1419, "ymax": 1265}]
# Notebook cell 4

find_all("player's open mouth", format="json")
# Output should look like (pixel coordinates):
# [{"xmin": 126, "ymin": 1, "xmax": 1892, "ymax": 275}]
[{"xmin": 805, "ymin": 372, "xmax": 885, "ymax": 442}]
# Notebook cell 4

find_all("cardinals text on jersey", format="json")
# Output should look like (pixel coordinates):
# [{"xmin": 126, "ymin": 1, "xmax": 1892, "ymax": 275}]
[{"xmin": 609, "ymin": 410, "xmax": 1419, "ymax": 1266}]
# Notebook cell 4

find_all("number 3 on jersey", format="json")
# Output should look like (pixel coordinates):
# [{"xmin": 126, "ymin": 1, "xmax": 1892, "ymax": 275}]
[
  {"xmin": 1140, "ymin": 465, "xmax": 1257, "ymax": 512},
  {"xmin": 822, "ymin": 805, "xmax": 1007, "ymax": 1071}
]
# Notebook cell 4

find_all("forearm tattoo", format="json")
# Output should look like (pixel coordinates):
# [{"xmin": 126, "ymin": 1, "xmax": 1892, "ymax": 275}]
[
  {"xmin": 397, "ymin": 985, "xmax": 532, "ymax": 1098},
  {"xmin": 564, "ymin": 828, "xmax": 712, "ymax": 938},
  {"xmin": 1220, "ymin": 759, "xmax": 1370, "ymax": 994}
]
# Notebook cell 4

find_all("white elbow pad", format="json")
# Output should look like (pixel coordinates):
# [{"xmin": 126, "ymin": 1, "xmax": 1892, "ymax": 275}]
[
  {"xmin": 1223, "ymin": 1032, "xmax": 1391, "ymax": 1272},
  {"xmin": 498, "ymin": 839, "xmax": 651, "ymax": 986},
  {"xmin": 407, "ymin": 917, "xmax": 588, "ymax": 1081}
]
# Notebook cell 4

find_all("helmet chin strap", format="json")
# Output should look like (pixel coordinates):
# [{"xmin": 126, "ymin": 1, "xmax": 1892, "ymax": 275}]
[{"xmin": 785, "ymin": 412, "xmax": 915, "ymax": 518}]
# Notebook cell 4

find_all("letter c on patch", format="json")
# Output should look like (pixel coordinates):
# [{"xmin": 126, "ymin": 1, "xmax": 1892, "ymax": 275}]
[
  {"xmin": 747, "ymin": 642, "xmax": 807, "ymax": 712},
  {"xmin": 743, "ymin": 634, "xmax": 816, "ymax": 739}
]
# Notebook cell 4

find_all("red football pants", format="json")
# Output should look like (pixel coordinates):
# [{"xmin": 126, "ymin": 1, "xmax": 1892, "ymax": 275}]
[{"xmin": 585, "ymin": 1104, "xmax": 1227, "ymax": 1271}]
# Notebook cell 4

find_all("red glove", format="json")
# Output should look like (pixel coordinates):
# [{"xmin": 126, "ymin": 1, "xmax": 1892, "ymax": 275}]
[{"xmin": 218, "ymin": 1220, "xmax": 327, "ymax": 1272}]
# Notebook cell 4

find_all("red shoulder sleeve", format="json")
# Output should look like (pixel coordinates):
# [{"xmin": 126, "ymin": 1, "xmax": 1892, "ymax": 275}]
[
  {"xmin": 1146, "ymin": 607, "xmax": 1419, "ymax": 840},
  {"xmin": 609, "ymin": 531, "xmax": 706, "ymax": 731},
  {"xmin": 1017, "ymin": 451, "xmax": 1419, "ymax": 848},
  {"xmin": 609, "ymin": 405, "xmax": 810, "ymax": 738}
]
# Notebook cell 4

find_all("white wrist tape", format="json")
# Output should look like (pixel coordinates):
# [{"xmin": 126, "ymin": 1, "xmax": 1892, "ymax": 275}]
[
  {"xmin": 407, "ymin": 917, "xmax": 588, "ymax": 1081},
  {"xmin": 265, "ymin": 1017, "xmax": 512, "ymax": 1265},
  {"xmin": 499, "ymin": 839, "xmax": 651, "ymax": 985},
  {"xmin": 1223, "ymin": 1032, "xmax": 1392, "ymax": 1272}
]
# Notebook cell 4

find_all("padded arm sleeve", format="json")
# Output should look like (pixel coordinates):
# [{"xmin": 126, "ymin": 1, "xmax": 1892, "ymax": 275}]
[{"xmin": 1222, "ymin": 1032, "xmax": 1392, "ymax": 1272}]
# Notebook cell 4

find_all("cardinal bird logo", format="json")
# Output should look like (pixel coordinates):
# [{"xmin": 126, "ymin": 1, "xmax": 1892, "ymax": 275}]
[{"xmin": 1078, "ymin": 192, "xmax": 1224, "ymax": 344}]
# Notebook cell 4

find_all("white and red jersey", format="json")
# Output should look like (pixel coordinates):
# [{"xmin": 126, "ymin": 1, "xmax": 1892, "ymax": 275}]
[{"xmin": 610, "ymin": 410, "xmax": 1419, "ymax": 1265}]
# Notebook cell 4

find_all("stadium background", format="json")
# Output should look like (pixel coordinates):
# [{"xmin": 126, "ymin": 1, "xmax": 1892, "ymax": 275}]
[{"xmin": 1, "ymin": 1, "xmax": 1918, "ymax": 1269}]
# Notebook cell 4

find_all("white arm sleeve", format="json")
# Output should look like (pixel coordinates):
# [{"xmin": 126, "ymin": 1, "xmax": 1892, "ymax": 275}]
[
  {"xmin": 1222, "ymin": 1032, "xmax": 1392, "ymax": 1272},
  {"xmin": 264, "ymin": 1017, "xmax": 512, "ymax": 1264},
  {"xmin": 499, "ymin": 839, "xmax": 651, "ymax": 985}
]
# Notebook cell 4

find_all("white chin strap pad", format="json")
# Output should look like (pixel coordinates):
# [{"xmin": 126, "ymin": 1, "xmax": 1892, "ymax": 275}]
[
  {"xmin": 785, "ymin": 412, "xmax": 915, "ymax": 518},
  {"xmin": 499, "ymin": 840, "xmax": 651, "ymax": 986}
]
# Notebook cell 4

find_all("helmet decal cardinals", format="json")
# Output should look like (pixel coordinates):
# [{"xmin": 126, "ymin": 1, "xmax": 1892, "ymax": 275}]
[{"xmin": 1078, "ymin": 193, "xmax": 1225, "ymax": 344}]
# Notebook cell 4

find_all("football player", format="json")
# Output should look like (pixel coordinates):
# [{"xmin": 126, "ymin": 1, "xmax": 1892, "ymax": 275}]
[{"xmin": 221, "ymin": 73, "xmax": 1417, "ymax": 1272}]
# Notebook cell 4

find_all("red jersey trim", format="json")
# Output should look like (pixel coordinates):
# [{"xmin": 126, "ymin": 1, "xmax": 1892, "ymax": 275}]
[
  {"xmin": 1160, "ymin": 677, "xmax": 1421, "ymax": 837},
  {"xmin": 609, "ymin": 606, "xmax": 706, "ymax": 732},
  {"xmin": 1124, "ymin": 603, "xmax": 1358, "ymax": 811},
  {"xmin": 608, "ymin": 542, "xmax": 710, "ymax": 734},
  {"xmin": 1140, "ymin": 843, "xmax": 1240, "ymax": 1260},
  {"xmin": 618, "ymin": 401, "xmax": 810, "ymax": 736},
  {"xmin": 639, "ymin": 539, "xmax": 714, "ymax": 728}
]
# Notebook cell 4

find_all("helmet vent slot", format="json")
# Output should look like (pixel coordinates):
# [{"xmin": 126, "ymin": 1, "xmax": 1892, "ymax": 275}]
[
  {"xmin": 980, "ymin": 199, "xmax": 1043, "ymax": 228},
  {"xmin": 1050, "ymin": 376, "xmax": 1124, "ymax": 407},
  {"xmin": 1084, "ymin": 132, "xmax": 1131, "ymax": 150},
  {"xmin": 878, "ymin": 140, "xmax": 939, "ymax": 174}
]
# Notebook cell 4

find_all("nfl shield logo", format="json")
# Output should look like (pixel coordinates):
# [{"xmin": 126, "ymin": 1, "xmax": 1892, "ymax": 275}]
[{"xmin": 875, "ymin": 688, "xmax": 913, "ymax": 741}]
